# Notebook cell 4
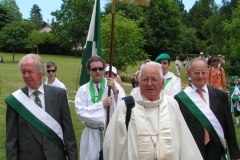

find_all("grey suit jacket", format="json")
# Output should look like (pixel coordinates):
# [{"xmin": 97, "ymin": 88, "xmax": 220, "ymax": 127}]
[
  {"xmin": 6, "ymin": 84, "xmax": 78, "ymax": 160},
  {"xmin": 174, "ymin": 86, "xmax": 240, "ymax": 160}
]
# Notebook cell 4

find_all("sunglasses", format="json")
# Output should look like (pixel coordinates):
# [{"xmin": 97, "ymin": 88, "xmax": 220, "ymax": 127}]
[
  {"xmin": 47, "ymin": 70, "xmax": 56, "ymax": 73},
  {"xmin": 91, "ymin": 67, "xmax": 104, "ymax": 72}
]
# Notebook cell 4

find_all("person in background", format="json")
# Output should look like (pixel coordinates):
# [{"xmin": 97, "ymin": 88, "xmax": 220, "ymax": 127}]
[
  {"xmin": 5, "ymin": 54, "xmax": 78, "ymax": 160},
  {"xmin": 229, "ymin": 76, "xmax": 240, "ymax": 126},
  {"xmin": 0, "ymin": 56, "xmax": 4, "ymax": 63},
  {"xmin": 174, "ymin": 58, "xmax": 240, "ymax": 160},
  {"xmin": 104, "ymin": 65, "xmax": 126, "ymax": 98},
  {"xmin": 130, "ymin": 70, "xmax": 140, "ymax": 95},
  {"xmin": 75, "ymin": 56, "xmax": 126, "ymax": 160},
  {"xmin": 218, "ymin": 55, "xmax": 225, "ymax": 67},
  {"xmin": 155, "ymin": 53, "xmax": 182, "ymax": 97},
  {"xmin": 207, "ymin": 57, "xmax": 227, "ymax": 91},
  {"xmin": 105, "ymin": 61, "xmax": 122, "ymax": 86},
  {"xmin": 103, "ymin": 61, "xmax": 203, "ymax": 160},
  {"xmin": 205, "ymin": 55, "xmax": 210, "ymax": 64},
  {"xmin": 175, "ymin": 56, "xmax": 181, "ymax": 77},
  {"xmin": 199, "ymin": 52, "xmax": 205, "ymax": 60},
  {"xmin": 44, "ymin": 61, "xmax": 66, "ymax": 90}
]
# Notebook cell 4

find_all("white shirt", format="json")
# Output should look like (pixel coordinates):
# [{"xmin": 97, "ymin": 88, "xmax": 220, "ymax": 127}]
[
  {"xmin": 191, "ymin": 84, "xmax": 210, "ymax": 108},
  {"xmin": 44, "ymin": 78, "xmax": 66, "ymax": 90}
]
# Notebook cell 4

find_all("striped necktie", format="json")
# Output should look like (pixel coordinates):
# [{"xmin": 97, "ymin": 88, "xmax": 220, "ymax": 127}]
[
  {"xmin": 33, "ymin": 90, "xmax": 42, "ymax": 108},
  {"xmin": 196, "ymin": 89, "xmax": 210, "ymax": 145}
]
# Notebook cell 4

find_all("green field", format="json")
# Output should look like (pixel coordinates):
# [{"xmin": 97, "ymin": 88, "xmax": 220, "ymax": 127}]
[{"xmin": 0, "ymin": 52, "xmax": 239, "ymax": 159}]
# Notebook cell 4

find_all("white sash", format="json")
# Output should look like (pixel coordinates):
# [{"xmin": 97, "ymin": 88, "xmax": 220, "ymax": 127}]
[
  {"xmin": 12, "ymin": 89, "xmax": 64, "ymax": 142},
  {"xmin": 184, "ymin": 87, "xmax": 226, "ymax": 149}
]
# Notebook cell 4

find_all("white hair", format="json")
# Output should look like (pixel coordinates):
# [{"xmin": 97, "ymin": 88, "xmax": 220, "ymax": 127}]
[{"xmin": 138, "ymin": 61, "xmax": 163, "ymax": 80}]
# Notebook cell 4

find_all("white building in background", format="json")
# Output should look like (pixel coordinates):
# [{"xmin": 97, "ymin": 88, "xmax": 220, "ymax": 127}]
[{"xmin": 40, "ymin": 25, "xmax": 52, "ymax": 32}]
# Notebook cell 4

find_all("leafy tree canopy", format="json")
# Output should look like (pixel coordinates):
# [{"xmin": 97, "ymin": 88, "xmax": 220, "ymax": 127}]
[{"xmin": 101, "ymin": 11, "xmax": 148, "ymax": 72}]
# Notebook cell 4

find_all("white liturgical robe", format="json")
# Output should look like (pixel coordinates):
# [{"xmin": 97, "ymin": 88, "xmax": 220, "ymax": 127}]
[
  {"xmin": 103, "ymin": 88, "xmax": 203, "ymax": 160},
  {"xmin": 75, "ymin": 78, "xmax": 126, "ymax": 160},
  {"xmin": 163, "ymin": 71, "xmax": 182, "ymax": 97}
]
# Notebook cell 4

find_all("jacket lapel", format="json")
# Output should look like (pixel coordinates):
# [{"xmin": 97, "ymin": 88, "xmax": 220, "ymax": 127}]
[
  {"xmin": 207, "ymin": 86, "xmax": 218, "ymax": 114},
  {"xmin": 43, "ymin": 84, "xmax": 55, "ymax": 116}
]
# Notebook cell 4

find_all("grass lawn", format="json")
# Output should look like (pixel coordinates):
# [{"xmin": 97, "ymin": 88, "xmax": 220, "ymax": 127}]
[{"xmin": 0, "ymin": 52, "xmax": 239, "ymax": 159}]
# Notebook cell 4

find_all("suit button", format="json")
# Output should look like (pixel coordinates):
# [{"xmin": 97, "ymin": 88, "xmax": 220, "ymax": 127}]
[
  {"xmin": 29, "ymin": 151, "xmax": 31, "ymax": 154},
  {"xmin": 25, "ymin": 137, "xmax": 28, "ymax": 140}
]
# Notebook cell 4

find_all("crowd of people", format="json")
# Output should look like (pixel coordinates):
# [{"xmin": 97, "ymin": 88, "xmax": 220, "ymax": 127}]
[{"xmin": 4, "ymin": 53, "xmax": 240, "ymax": 160}]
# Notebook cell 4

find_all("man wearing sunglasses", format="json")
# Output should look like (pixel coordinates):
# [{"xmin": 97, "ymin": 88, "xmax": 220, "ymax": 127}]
[
  {"xmin": 44, "ymin": 61, "xmax": 66, "ymax": 90},
  {"xmin": 75, "ymin": 56, "xmax": 126, "ymax": 160}
]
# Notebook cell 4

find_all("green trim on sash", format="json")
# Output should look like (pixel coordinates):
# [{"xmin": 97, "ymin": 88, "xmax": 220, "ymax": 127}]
[
  {"xmin": 177, "ymin": 91, "xmax": 226, "ymax": 160},
  {"xmin": 5, "ymin": 94, "xmax": 65, "ymax": 151},
  {"xmin": 90, "ymin": 77, "xmax": 105, "ymax": 103},
  {"xmin": 162, "ymin": 78, "xmax": 172, "ymax": 90}
]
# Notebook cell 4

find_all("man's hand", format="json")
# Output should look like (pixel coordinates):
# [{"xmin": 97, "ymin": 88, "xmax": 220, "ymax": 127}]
[
  {"xmin": 106, "ymin": 77, "xmax": 118, "ymax": 93},
  {"xmin": 102, "ymin": 96, "xmax": 113, "ymax": 107}
]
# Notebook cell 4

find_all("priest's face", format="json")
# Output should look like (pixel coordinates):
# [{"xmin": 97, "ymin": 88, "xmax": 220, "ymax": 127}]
[
  {"xmin": 139, "ymin": 65, "xmax": 163, "ymax": 101},
  {"xmin": 88, "ymin": 61, "xmax": 104, "ymax": 83},
  {"xmin": 187, "ymin": 59, "xmax": 208, "ymax": 89}
]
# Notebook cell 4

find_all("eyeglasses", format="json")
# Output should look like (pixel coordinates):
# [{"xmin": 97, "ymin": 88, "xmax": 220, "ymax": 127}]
[
  {"xmin": 191, "ymin": 71, "xmax": 208, "ymax": 76},
  {"xmin": 47, "ymin": 70, "xmax": 56, "ymax": 73},
  {"xmin": 91, "ymin": 67, "xmax": 104, "ymax": 72},
  {"xmin": 141, "ymin": 78, "xmax": 160, "ymax": 85}
]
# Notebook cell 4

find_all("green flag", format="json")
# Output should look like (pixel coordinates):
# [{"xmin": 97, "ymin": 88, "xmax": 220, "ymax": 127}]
[{"xmin": 79, "ymin": 0, "xmax": 101, "ymax": 86}]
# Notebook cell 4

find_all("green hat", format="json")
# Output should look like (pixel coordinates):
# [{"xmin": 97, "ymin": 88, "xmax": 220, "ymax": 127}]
[
  {"xmin": 231, "ymin": 76, "xmax": 240, "ymax": 82},
  {"xmin": 155, "ymin": 53, "xmax": 171, "ymax": 62}
]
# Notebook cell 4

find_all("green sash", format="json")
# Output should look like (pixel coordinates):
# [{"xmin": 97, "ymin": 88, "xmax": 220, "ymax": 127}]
[
  {"xmin": 162, "ymin": 78, "xmax": 172, "ymax": 90},
  {"xmin": 89, "ymin": 77, "xmax": 105, "ymax": 103},
  {"xmin": 5, "ymin": 89, "xmax": 65, "ymax": 151},
  {"xmin": 177, "ymin": 91, "xmax": 226, "ymax": 160}
]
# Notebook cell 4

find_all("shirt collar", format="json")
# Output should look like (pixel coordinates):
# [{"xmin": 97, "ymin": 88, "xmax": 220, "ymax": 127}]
[
  {"xmin": 28, "ymin": 83, "xmax": 44, "ymax": 96},
  {"xmin": 191, "ymin": 83, "xmax": 208, "ymax": 93}
]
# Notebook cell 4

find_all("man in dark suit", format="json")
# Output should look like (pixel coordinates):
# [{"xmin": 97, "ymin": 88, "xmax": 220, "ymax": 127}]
[
  {"xmin": 174, "ymin": 58, "xmax": 240, "ymax": 160},
  {"xmin": 5, "ymin": 54, "xmax": 78, "ymax": 160}
]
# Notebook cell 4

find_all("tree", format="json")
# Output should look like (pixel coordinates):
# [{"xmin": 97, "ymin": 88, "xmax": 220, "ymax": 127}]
[
  {"xmin": 181, "ymin": 26, "xmax": 206, "ymax": 54},
  {"xmin": 0, "ymin": 0, "xmax": 22, "ymax": 21},
  {"xmin": 144, "ymin": 0, "xmax": 183, "ymax": 58},
  {"xmin": 0, "ymin": 3, "xmax": 13, "ymax": 30},
  {"xmin": 27, "ymin": 30, "xmax": 46, "ymax": 54},
  {"xmin": 223, "ymin": 1, "xmax": 240, "ymax": 77},
  {"xmin": 101, "ymin": 11, "xmax": 148, "ymax": 72},
  {"xmin": 0, "ymin": 20, "xmax": 34, "ymax": 61},
  {"xmin": 51, "ymin": 0, "xmax": 94, "ymax": 57},
  {"xmin": 29, "ymin": 4, "xmax": 43, "ymax": 30}
]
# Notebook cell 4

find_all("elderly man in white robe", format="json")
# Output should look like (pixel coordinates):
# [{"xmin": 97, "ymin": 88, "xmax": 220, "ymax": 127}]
[
  {"xmin": 155, "ymin": 53, "xmax": 182, "ymax": 97},
  {"xmin": 103, "ymin": 61, "xmax": 203, "ymax": 160},
  {"xmin": 75, "ymin": 56, "xmax": 126, "ymax": 160}
]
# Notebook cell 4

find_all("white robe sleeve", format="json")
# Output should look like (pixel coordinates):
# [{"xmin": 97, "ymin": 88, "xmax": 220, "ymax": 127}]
[
  {"xmin": 103, "ymin": 101, "xmax": 128, "ymax": 160},
  {"xmin": 75, "ymin": 84, "xmax": 106, "ymax": 124},
  {"xmin": 178, "ymin": 108, "xmax": 203, "ymax": 159}
]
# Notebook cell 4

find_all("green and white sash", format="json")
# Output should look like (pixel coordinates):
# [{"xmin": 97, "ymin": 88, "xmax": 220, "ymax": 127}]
[
  {"xmin": 5, "ymin": 89, "xmax": 65, "ymax": 151},
  {"xmin": 162, "ymin": 77, "xmax": 172, "ymax": 90},
  {"xmin": 177, "ymin": 86, "xmax": 227, "ymax": 159}
]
